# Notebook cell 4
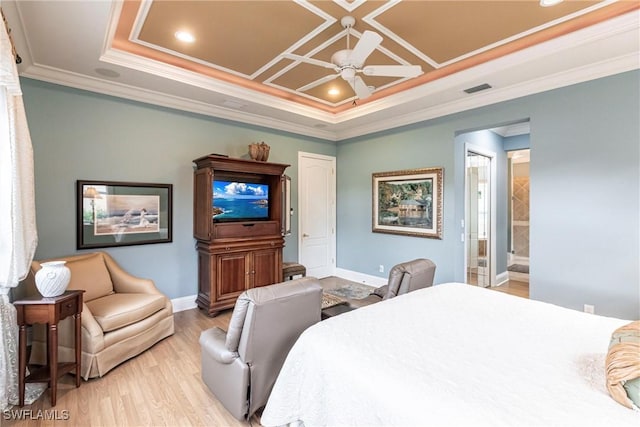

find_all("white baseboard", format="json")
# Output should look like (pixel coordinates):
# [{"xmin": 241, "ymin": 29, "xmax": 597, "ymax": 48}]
[
  {"xmin": 335, "ymin": 268, "xmax": 387, "ymax": 287},
  {"xmin": 172, "ymin": 295, "xmax": 197, "ymax": 312},
  {"xmin": 495, "ymin": 271, "xmax": 509, "ymax": 287}
]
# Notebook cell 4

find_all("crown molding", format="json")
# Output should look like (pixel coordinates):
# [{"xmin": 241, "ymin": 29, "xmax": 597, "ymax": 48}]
[
  {"xmin": 99, "ymin": 48, "xmax": 337, "ymax": 123},
  {"xmin": 18, "ymin": 62, "xmax": 339, "ymax": 141}
]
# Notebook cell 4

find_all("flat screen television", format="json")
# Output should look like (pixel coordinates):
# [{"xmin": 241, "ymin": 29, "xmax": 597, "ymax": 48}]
[{"xmin": 212, "ymin": 180, "xmax": 270, "ymax": 222}]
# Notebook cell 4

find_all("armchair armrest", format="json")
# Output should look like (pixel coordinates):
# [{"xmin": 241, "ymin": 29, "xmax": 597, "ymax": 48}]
[
  {"xmin": 103, "ymin": 253, "xmax": 161, "ymax": 295},
  {"xmin": 200, "ymin": 327, "xmax": 239, "ymax": 364},
  {"xmin": 80, "ymin": 303, "xmax": 105, "ymax": 354}
]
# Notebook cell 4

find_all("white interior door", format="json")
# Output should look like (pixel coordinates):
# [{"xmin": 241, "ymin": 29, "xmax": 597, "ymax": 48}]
[{"xmin": 298, "ymin": 152, "xmax": 336, "ymax": 278}]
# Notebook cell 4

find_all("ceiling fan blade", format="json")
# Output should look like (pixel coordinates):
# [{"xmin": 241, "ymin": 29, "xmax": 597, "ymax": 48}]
[
  {"xmin": 283, "ymin": 53, "xmax": 338, "ymax": 70},
  {"xmin": 298, "ymin": 74, "xmax": 339, "ymax": 92},
  {"xmin": 348, "ymin": 76, "xmax": 372, "ymax": 99},
  {"xmin": 349, "ymin": 30, "xmax": 383, "ymax": 66},
  {"xmin": 362, "ymin": 65, "xmax": 423, "ymax": 78}
]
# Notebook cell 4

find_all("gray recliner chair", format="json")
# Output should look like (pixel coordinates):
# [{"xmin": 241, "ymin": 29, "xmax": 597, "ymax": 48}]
[
  {"xmin": 350, "ymin": 258, "xmax": 436, "ymax": 308},
  {"xmin": 199, "ymin": 277, "xmax": 322, "ymax": 420}
]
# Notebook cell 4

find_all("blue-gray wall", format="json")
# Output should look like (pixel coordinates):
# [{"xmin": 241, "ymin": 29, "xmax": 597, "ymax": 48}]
[
  {"xmin": 20, "ymin": 71, "xmax": 639, "ymax": 319},
  {"xmin": 337, "ymin": 70, "xmax": 639, "ymax": 319},
  {"xmin": 21, "ymin": 79, "xmax": 336, "ymax": 299},
  {"xmin": 504, "ymin": 134, "xmax": 530, "ymax": 151}
]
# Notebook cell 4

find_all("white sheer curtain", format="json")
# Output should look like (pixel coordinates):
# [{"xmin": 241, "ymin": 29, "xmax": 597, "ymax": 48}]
[{"xmin": 0, "ymin": 14, "xmax": 42, "ymax": 410}]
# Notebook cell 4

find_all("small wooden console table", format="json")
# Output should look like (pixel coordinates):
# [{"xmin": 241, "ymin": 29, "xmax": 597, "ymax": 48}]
[{"xmin": 14, "ymin": 290, "xmax": 84, "ymax": 407}]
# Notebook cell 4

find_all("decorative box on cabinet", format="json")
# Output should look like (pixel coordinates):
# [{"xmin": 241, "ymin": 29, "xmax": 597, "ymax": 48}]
[{"xmin": 193, "ymin": 155, "xmax": 289, "ymax": 316}]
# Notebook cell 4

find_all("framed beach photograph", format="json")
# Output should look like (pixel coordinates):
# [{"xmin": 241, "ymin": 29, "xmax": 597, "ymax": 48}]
[
  {"xmin": 76, "ymin": 180, "xmax": 172, "ymax": 249},
  {"xmin": 372, "ymin": 167, "xmax": 443, "ymax": 239}
]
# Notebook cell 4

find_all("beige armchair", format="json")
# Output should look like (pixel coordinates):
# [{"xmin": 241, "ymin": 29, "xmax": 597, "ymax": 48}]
[
  {"xmin": 350, "ymin": 258, "xmax": 436, "ymax": 308},
  {"xmin": 24, "ymin": 251, "xmax": 174, "ymax": 379},
  {"xmin": 200, "ymin": 277, "xmax": 322, "ymax": 420}
]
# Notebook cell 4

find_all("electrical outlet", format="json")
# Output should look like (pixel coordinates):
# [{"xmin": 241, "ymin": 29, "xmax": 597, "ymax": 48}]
[
  {"xmin": 584, "ymin": 304, "xmax": 595, "ymax": 314},
  {"xmin": 379, "ymin": 264, "xmax": 384, "ymax": 273}
]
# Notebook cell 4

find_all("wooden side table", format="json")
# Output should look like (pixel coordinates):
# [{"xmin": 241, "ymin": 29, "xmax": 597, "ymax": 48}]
[{"xmin": 14, "ymin": 290, "xmax": 84, "ymax": 407}]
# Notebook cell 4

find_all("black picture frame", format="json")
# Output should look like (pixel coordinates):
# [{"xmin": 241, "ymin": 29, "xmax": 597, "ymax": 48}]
[{"xmin": 76, "ymin": 180, "xmax": 173, "ymax": 249}]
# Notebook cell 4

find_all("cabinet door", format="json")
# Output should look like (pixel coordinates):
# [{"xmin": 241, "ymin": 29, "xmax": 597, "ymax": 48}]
[
  {"xmin": 194, "ymin": 168, "xmax": 212, "ymax": 240},
  {"xmin": 252, "ymin": 248, "xmax": 278, "ymax": 288},
  {"xmin": 217, "ymin": 252, "xmax": 249, "ymax": 299}
]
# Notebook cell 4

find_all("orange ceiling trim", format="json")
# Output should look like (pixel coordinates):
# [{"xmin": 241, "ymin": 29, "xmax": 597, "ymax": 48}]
[
  {"xmin": 331, "ymin": 1, "xmax": 640, "ymax": 114},
  {"xmin": 114, "ymin": 0, "xmax": 338, "ymax": 113},
  {"xmin": 113, "ymin": 1, "xmax": 639, "ymax": 116}
]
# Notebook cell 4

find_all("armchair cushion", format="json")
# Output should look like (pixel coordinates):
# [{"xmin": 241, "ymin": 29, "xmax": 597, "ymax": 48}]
[
  {"xmin": 65, "ymin": 253, "xmax": 114, "ymax": 302},
  {"xmin": 86, "ymin": 293, "xmax": 167, "ymax": 332}
]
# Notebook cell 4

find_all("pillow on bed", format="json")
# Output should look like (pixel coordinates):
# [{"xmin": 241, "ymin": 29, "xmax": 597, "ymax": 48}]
[{"xmin": 606, "ymin": 320, "xmax": 640, "ymax": 409}]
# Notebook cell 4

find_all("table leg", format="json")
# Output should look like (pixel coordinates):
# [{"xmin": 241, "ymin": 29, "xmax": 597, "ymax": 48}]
[
  {"xmin": 74, "ymin": 313, "xmax": 81, "ymax": 387},
  {"xmin": 49, "ymin": 323, "xmax": 58, "ymax": 407},
  {"xmin": 18, "ymin": 325, "xmax": 26, "ymax": 407}
]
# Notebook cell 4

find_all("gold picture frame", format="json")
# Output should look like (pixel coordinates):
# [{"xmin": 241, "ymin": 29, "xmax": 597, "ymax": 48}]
[{"xmin": 372, "ymin": 167, "xmax": 443, "ymax": 239}]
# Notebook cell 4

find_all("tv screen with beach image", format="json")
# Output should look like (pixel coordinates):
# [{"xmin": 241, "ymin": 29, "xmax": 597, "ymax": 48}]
[{"xmin": 213, "ymin": 180, "xmax": 269, "ymax": 221}]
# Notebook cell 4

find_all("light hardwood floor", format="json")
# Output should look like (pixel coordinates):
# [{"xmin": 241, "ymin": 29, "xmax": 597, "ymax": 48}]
[
  {"xmin": 489, "ymin": 280, "xmax": 529, "ymax": 299},
  {"xmin": 6, "ymin": 309, "xmax": 255, "ymax": 427},
  {"xmin": 6, "ymin": 279, "xmax": 528, "ymax": 426}
]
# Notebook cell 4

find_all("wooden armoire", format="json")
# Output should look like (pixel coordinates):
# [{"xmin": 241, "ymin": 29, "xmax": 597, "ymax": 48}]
[{"xmin": 193, "ymin": 155, "xmax": 289, "ymax": 316}]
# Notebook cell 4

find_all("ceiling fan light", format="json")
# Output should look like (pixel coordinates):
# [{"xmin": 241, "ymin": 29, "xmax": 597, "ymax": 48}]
[
  {"xmin": 328, "ymin": 88, "xmax": 340, "ymax": 96},
  {"xmin": 539, "ymin": 0, "xmax": 563, "ymax": 7},
  {"xmin": 341, "ymin": 68, "xmax": 356, "ymax": 80}
]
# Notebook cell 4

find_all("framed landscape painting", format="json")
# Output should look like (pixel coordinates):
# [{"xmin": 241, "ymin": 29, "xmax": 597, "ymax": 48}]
[
  {"xmin": 372, "ymin": 167, "xmax": 443, "ymax": 239},
  {"xmin": 77, "ymin": 180, "xmax": 172, "ymax": 249}
]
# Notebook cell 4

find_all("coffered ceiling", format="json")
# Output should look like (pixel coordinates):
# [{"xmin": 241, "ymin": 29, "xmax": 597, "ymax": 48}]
[{"xmin": 3, "ymin": 1, "xmax": 639, "ymax": 140}]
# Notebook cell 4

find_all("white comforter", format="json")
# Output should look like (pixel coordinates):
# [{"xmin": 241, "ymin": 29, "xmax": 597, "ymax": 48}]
[{"xmin": 261, "ymin": 283, "xmax": 639, "ymax": 426}]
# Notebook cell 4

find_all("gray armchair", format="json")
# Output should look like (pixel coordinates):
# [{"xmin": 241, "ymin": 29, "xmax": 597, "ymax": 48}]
[
  {"xmin": 199, "ymin": 277, "xmax": 322, "ymax": 420},
  {"xmin": 350, "ymin": 258, "xmax": 436, "ymax": 308}
]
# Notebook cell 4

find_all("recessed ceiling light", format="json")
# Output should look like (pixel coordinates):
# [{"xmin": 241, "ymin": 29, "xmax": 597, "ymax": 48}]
[
  {"xmin": 539, "ymin": 0, "xmax": 563, "ymax": 7},
  {"xmin": 175, "ymin": 31, "xmax": 195, "ymax": 43},
  {"xmin": 328, "ymin": 88, "xmax": 340, "ymax": 96}
]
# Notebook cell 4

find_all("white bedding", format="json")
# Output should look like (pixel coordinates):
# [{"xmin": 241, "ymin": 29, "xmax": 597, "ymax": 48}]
[{"xmin": 261, "ymin": 283, "xmax": 639, "ymax": 426}]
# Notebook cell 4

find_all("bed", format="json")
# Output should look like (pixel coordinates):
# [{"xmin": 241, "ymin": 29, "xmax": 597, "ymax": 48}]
[{"xmin": 261, "ymin": 283, "xmax": 639, "ymax": 426}]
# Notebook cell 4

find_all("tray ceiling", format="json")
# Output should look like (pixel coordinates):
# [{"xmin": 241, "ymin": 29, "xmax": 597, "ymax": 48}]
[{"xmin": 113, "ymin": 0, "xmax": 632, "ymax": 112}]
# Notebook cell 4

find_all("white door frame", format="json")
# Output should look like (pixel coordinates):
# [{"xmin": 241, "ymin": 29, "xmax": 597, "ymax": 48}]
[
  {"xmin": 297, "ymin": 151, "xmax": 336, "ymax": 277},
  {"xmin": 464, "ymin": 143, "xmax": 498, "ymax": 286}
]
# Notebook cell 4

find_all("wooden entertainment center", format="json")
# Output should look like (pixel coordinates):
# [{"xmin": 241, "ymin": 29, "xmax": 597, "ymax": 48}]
[{"xmin": 193, "ymin": 155, "xmax": 289, "ymax": 316}]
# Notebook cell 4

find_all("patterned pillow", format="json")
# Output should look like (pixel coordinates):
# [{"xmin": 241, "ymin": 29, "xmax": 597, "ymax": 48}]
[{"xmin": 606, "ymin": 321, "xmax": 640, "ymax": 409}]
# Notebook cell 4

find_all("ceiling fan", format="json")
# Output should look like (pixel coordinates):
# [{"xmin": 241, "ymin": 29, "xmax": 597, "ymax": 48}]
[{"xmin": 284, "ymin": 16, "xmax": 423, "ymax": 100}]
